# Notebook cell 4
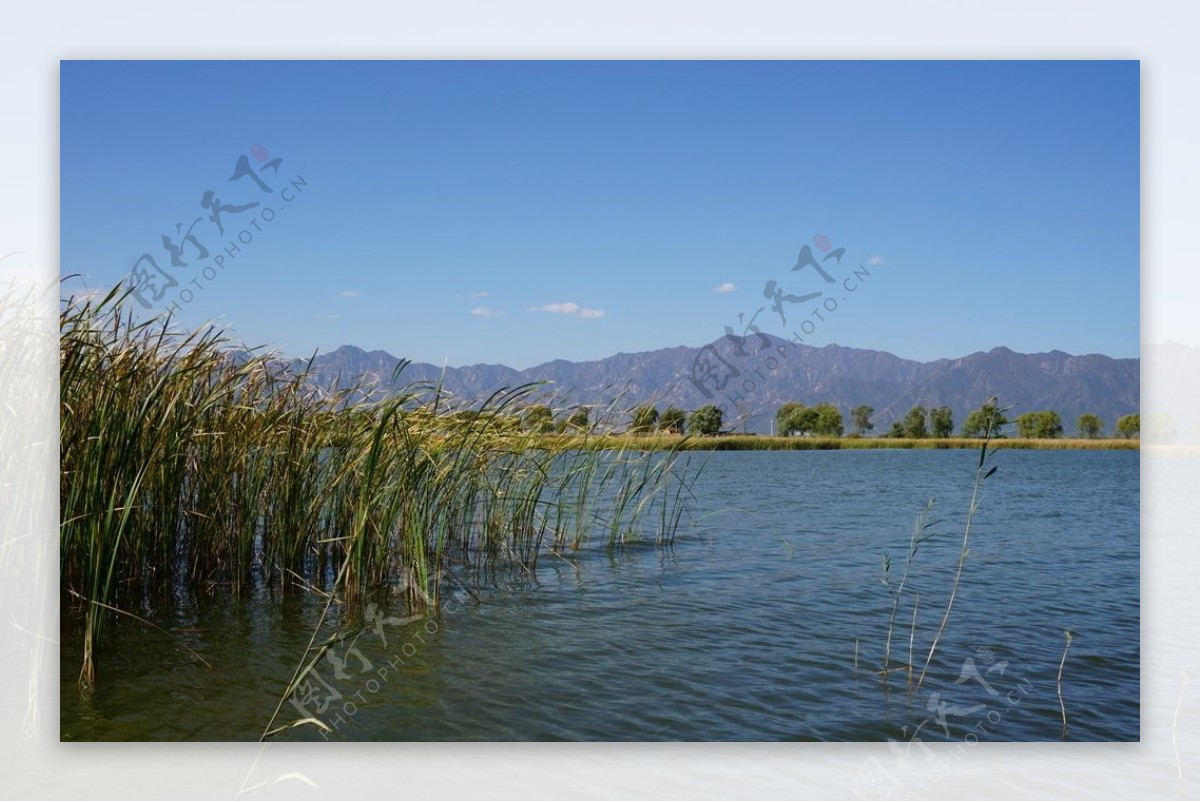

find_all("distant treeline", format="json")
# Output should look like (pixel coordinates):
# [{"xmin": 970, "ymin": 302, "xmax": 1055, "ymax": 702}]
[
  {"xmin": 558, "ymin": 435, "xmax": 1139, "ymax": 452},
  {"xmin": 511, "ymin": 400, "xmax": 1141, "ymax": 441}
]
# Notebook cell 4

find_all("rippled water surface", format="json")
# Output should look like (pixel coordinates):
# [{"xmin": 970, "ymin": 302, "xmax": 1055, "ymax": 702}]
[{"xmin": 61, "ymin": 449, "xmax": 1139, "ymax": 741}]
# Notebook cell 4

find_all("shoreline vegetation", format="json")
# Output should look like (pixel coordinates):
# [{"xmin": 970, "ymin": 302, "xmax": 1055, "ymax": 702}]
[
  {"xmin": 58, "ymin": 284, "xmax": 1137, "ymax": 701},
  {"xmin": 536, "ymin": 434, "xmax": 1140, "ymax": 451},
  {"xmin": 60, "ymin": 288, "xmax": 697, "ymax": 693}
]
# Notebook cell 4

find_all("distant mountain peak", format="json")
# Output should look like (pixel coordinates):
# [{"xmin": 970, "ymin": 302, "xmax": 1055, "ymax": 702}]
[{"xmin": 296, "ymin": 339, "xmax": 1139, "ymax": 435}]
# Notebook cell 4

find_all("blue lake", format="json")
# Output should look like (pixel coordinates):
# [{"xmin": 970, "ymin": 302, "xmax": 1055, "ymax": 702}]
[{"xmin": 60, "ymin": 448, "xmax": 1139, "ymax": 742}]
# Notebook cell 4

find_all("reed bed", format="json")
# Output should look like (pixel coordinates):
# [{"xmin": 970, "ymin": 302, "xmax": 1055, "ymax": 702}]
[{"xmin": 60, "ymin": 288, "xmax": 698, "ymax": 691}]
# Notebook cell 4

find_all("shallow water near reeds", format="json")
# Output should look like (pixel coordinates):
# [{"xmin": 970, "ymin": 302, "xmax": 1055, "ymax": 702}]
[{"xmin": 60, "ymin": 449, "xmax": 1138, "ymax": 741}]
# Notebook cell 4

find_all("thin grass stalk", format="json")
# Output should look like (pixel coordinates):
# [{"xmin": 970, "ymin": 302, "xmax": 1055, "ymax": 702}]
[
  {"xmin": 882, "ymin": 500, "xmax": 937, "ymax": 675},
  {"xmin": 916, "ymin": 404, "xmax": 1004, "ymax": 690},
  {"xmin": 908, "ymin": 592, "xmax": 918, "ymax": 685},
  {"xmin": 1058, "ymin": 628, "xmax": 1074, "ymax": 739}
]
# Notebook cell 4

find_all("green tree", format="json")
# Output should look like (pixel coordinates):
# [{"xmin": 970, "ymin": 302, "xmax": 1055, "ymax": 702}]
[
  {"xmin": 1015, "ymin": 412, "xmax": 1038, "ymax": 438},
  {"xmin": 630, "ymin": 405, "xmax": 659, "ymax": 434},
  {"xmin": 776, "ymin": 402, "xmax": 804, "ymax": 436},
  {"xmin": 851, "ymin": 405, "xmax": 875, "ymax": 436},
  {"xmin": 660, "ymin": 406, "xmax": 687, "ymax": 434},
  {"xmin": 961, "ymin": 401, "xmax": 1009, "ymax": 438},
  {"xmin": 1077, "ymin": 413, "xmax": 1104, "ymax": 439},
  {"xmin": 522, "ymin": 405, "xmax": 555, "ymax": 434},
  {"xmin": 812, "ymin": 402, "xmax": 845, "ymax": 437},
  {"xmin": 567, "ymin": 407, "xmax": 590, "ymax": 433},
  {"xmin": 1016, "ymin": 410, "xmax": 1064, "ymax": 439},
  {"xmin": 688, "ymin": 404, "xmax": 724, "ymax": 436},
  {"xmin": 902, "ymin": 405, "xmax": 929, "ymax": 438},
  {"xmin": 777, "ymin": 402, "xmax": 821, "ymax": 436},
  {"xmin": 1116, "ymin": 413, "xmax": 1140, "ymax": 439},
  {"xmin": 1037, "ymin": 410, "xmax": 1064, "ymax": 438},
  {"xmin": 930, "ymin": 406, "xmax": 954, "ymax": 438},
  {"xmin": 1043, "ymin": 411, "xmax": 1064, "ymax": 438}
]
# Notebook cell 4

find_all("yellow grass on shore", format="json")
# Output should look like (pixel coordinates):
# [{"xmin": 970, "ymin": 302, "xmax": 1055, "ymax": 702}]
[{"xmin": 548, "ymin": 434, "xmax": 1140, "ymax": 452}]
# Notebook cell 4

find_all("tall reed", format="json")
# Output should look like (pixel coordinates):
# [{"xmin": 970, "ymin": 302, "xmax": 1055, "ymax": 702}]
[
  {"xmin": 1058, "ymin": 628, "xmax": 1074, "ymax": 739},
  {"xmin": 873, "ymin": 400, "xmax": 1008, "ymax": 692},
  {"xmin": 915, "ymin": 402, "xmax": 1006, "ymax": 689},
  {"xmin": 881, "ymin": 499, "xmax": 938, "ymax": 676},
  {"xmin": 61, "ymin": 288, "xmax": 698, "ymax": 692}
]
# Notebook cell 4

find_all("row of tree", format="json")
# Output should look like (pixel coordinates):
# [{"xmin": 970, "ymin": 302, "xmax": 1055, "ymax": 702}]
[
  {"xmin": 772, "ymin": 401, "xmax": 1140, "ymax": 439},
  {"xmin": 776, "ymin": 402, "xmax": 845, "ymax": 437},
  {"xmin": 509, "ymin": 402, "xmax": 1141, "ymax": 439},
  {"xmin": 507, "ymin": 403, "xmax": 727, "ymax": 436},
  {"xmin": 630, "ymin": 404, "xmax": 725, "ymax": 436},
  {"xmin": 630, "ymin": 405, "xmax": 688, "ymax": 434},
  {"xmin": 514, "ymin": 405, "xmax": 591, "ymax": 434}
]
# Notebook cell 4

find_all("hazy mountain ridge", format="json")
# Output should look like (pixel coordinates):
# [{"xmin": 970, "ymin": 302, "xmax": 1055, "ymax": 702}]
[{"xmin": 293, "ymin": 337, "xmax": 1141, "ymax": 435}]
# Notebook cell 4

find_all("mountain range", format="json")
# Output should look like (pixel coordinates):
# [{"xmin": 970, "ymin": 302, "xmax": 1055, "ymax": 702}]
[{"xmin": 289, "ymin": 335, "xmax": 1141, "ymax": 437}]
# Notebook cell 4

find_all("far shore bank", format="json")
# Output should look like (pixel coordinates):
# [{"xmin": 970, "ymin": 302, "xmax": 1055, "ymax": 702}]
[{"xmin": 548, "ymin": 434, "xmax": 1140, "ymax": 452}]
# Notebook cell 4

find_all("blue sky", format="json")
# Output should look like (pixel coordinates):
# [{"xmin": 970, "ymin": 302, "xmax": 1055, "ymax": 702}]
[{"xmin": 61, "ymin": 60, "xmax": 1139, "ymax": 369}]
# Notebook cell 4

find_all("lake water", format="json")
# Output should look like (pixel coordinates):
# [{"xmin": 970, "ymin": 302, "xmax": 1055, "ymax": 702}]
[{"xmin": 60, "ymin": 449, "xmax": 1139, "ymax": 742}]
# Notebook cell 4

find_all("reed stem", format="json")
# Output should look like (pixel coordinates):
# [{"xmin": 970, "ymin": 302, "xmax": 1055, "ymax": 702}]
[
  {"xmin": 1057, "ymin": 628, "xmax": 1074, "ymax": 739},
  {"xmin": 60, "ymin": 285, "xmax": 699, "ymax": 693},
  {"xmin": 916, "ymin": 402, "xmax": 1004, "ymax": 690}
]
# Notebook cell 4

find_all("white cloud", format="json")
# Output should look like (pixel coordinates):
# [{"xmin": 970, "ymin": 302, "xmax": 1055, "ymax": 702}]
[
  {"xmin": 865, "ymin": 256, "xmax": 887, "ymax": 266},
  {"xmin": 713, "ymin": 282, "xmax": 736, "ymax": 293},
  {"xmin": 529, "ymin": 301, "xmax": 605, "ymax": 319},
  {"xmin": 533, "ymin": 302, "xmax": 580, "ymax": 315},
  {"xmin": 320, "ymin": 313, "xmax": 343, "ymax": 320},
  {"xmin": 339, "ymin": 290, "xmax": 362, "ymax": 298},
  {"xmin": 472, "ymin": 291, "xmax": 488, "ymax": 298},
  {"xmin": 471, "ymin": 306, "xmax": 504, "ymax": 317}
]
